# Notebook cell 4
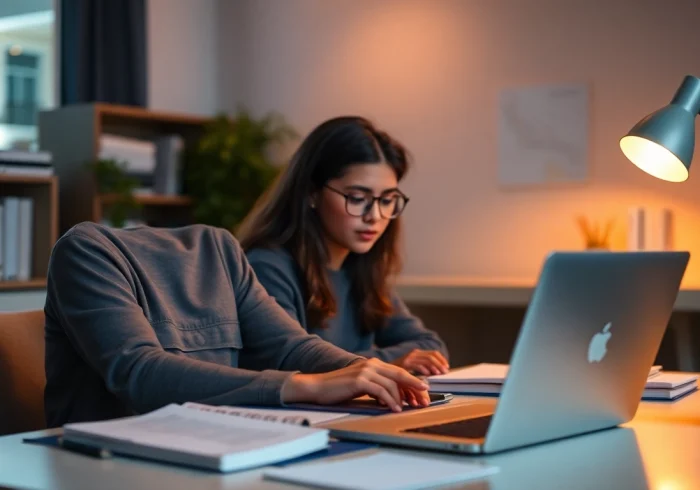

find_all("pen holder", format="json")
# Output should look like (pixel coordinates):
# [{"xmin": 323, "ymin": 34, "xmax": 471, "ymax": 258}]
[{"xmin": 576, "ymin": 215, "xmax": 614, "ymax": 250}]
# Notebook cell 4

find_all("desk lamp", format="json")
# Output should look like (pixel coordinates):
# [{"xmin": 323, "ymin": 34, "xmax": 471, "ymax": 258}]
[{"xmin": 620, "ymin": 75, "xmax": 700, "ymax": 182}]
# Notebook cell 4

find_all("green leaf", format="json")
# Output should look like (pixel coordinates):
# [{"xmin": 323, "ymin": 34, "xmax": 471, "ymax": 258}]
[{"xmin": 184, "ymin": 108, "xmax": 296, "ymax": 232}]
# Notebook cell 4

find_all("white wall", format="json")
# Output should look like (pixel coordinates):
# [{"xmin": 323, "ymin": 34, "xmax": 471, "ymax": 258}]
[
  {"xmin": 147, "ymin": 0, "xmax": 218, "ymax": 115},
  {"xmin": 216, "ymin": 0, "xmax": 700, "ymax": 285}
]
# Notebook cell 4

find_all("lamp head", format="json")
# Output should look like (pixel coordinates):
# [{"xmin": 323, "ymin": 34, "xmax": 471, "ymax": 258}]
[{"xmin": 620, "ymin": 75, "xmax": 700, "ymax": 182}]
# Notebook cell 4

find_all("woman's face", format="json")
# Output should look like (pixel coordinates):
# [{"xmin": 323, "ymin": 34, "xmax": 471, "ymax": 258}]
[{"xmin": 315, "ymin": 161, "xmax": 402, "ymax": 260}]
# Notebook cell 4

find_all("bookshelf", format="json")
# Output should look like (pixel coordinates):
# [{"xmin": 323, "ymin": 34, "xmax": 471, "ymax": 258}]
[
  {"xmin": 0, "ymin": 175, "xmax": 58, "ymax": 290},
  {"xmin": 38, "ymin": 103, "xmax": 210, "ymax": 234}
]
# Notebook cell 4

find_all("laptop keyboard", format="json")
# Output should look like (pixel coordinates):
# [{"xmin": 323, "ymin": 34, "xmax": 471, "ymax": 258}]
[{"xmin": 403, "ymin": 415, "xmax": 493, "ymax": 439}]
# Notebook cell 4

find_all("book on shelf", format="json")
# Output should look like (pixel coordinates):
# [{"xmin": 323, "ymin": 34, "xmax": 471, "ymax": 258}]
[
  {"xmin": 0, "ymin": 150, "xmax": 53, "ymax": 176},
  {"xmin": 99, "ymin": 133, "xmax": 185, "ymax": 196},
  {"xmin": 427, "ymin": 363, "xmax": 697, "ymax": 401},
  {"xmin": 1, "ymin": 196, "xmax": 33, "ymax": 281},
  {"xmin": 61, "ymin": 402, "xmax": 332, "ymax": 473}
]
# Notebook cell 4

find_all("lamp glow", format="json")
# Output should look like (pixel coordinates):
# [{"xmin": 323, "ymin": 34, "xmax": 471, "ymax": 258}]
[
  {"xmin": 620, "ymin": 75, "xmax": 700, "ymax": 182},
  {"xmin": 620, "ymin": 135, "xmax": 688, "ymax": 182}
]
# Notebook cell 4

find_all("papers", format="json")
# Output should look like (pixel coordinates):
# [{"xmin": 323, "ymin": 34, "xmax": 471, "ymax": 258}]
[
  {"xmin": 264, "ymin": 451, "xmax": 499, "ymax": 490},
  {"xmin": 428, "ymin": 363, "xmax": 689, "ymax": 401},
  {"xmin": 183, "ymin": 402, "xmax": 350, "ymax": 426},
  {"xmin": 645, "ymin": 372, "xmax": 698, "ymax": 389},
  {"xmin": 643, "ymin": 372, "xmax": 698, "ymax": 400},
  {"xmin": 62, "ymin": 404, "xmax": 329, "ymax": 473},
  {"xmin": 428, "ymin": 363, "xmax": 662, "ymax": 385}
]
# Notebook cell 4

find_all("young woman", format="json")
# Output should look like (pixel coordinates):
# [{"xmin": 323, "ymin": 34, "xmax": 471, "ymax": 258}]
[{"xmin": 239, "ymin": 116, "xmax": 450, "ymax": 376}]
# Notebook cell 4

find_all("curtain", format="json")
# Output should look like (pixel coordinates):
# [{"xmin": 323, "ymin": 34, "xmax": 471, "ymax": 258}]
[{"xmin": 60, "ymin": 0, "xmax": 147, "ymax": 106}]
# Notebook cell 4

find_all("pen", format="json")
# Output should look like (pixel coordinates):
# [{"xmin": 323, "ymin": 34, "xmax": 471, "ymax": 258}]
[{"xmin": 58, "ymin": 437, "xmax": 113, "ymax": 459}]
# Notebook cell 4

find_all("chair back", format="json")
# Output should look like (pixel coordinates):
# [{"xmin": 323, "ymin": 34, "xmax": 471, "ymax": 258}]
[{"xmin": 0, "ymin": 310, "xmax": 46, "ymax": 435}]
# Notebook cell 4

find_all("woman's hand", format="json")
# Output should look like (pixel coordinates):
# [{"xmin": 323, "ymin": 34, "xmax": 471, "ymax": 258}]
[
  {"xmin": 281, "ymin": 358, "xmax": 430, "ymax": 412},
  {"xmin": 391, "ymin": 349, "xmax": 449, "ymax": 376}
]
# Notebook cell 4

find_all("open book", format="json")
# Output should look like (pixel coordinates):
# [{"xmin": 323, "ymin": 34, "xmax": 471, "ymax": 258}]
[
  {"xmin": 427, "ymin": 363, "xmax": 696, "ymax": 400},
  {"xmin": 61, "ymin": 403, "xmax": 330, "ymax": 473},
  {"xmin": 182, "ymin": 402, "xmax": 350, "ymax": 426}
]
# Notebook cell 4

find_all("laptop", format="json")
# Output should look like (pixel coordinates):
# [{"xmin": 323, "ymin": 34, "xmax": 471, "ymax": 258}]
[{"xmin": 326, "ymin": 251, "xmax": 690, "ymax": 454}]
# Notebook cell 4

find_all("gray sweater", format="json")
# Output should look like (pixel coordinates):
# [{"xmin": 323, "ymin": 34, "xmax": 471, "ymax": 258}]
[
  {"xmin": 44, "ymin": 222, "xmax": 361, "ymax": 428},
  {"xmin": 246, "ymin": 248, "xmax": 448, "ymax": 362}
]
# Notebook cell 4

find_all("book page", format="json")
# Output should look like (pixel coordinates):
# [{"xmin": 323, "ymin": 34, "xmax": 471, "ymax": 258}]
[{"xmin": 183, "ymin": 402, "xmax": 350, "ymax": 426}]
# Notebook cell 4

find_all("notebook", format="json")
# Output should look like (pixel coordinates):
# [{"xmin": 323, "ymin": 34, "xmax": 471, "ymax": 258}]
[
  {"xmin": 427, "ymin": 363, "xmax": 690, "ymax": 400},
  {"xmin": 61, "ymin": 403, "xmax": 329, "ymax": 472},
  {"xmin": 263, "ymin": 451, "xmax": 499, "ymax": 490}
]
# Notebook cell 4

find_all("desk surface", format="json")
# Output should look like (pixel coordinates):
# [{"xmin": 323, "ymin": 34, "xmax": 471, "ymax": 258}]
[
  {"xmin": 2, "ymin": 391, "xmax": 700, "ymax": 490},
  {"xmin": 396, "ymin": 275, "xmax": 700, "ymax": 311}
]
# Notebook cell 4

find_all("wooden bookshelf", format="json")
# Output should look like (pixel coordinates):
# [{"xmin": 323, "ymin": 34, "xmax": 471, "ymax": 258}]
[
  {"xmin": 97, "ymin": 193, "xmax": 193, "ymax": 207},
  {"xmin": 0, "ymin": 278, "xmax": 47, "ymax": 290},
  {"xmin": 38, "ymin": 103, "xmax": 210, "ymax": 234},
  {"xmin": 0, "ymin": 175, "xmax": 58, "ymax": 290}
]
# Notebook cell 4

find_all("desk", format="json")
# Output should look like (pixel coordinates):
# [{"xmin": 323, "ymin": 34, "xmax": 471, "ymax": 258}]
[
  {"xmin": 396, "ymin": 276, "xmax": 700, "ymax": 311},
  {"xmin": 2, "ymin": 392, "xmax": 700, "ymax": 490},
  {"xmin": 396, "ymin": 276, "xmax": 700, "ymax": 372}
]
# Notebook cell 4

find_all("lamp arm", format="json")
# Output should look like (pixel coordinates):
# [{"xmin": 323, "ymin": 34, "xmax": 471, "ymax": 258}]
[{"xmin": 671, "ymin": 75, "xmax": 700, "ymax": 115}]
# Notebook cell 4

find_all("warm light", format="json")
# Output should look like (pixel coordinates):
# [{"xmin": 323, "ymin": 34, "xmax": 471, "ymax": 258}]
[
  {"xmin": 8, "ymin": 44, "xmax": 22, "ymax": 56},
  {"xmin": 620, "ymin": 135, "xmax": 689, "ymax": 183}
]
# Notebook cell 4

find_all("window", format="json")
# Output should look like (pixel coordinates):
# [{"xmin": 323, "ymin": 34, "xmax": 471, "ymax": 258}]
[
  {"xmin": 5, "ymin": 50, "xmax": 40, "ymax": 126},
  {"xmin": 0, "ymin": 3, "xmax": 55, "ymax": 150}
]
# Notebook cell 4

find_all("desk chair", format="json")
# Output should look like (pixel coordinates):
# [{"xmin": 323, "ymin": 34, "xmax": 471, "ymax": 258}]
[{"xmin": 0, "ymin": 309, "xmax": 46, "ymax": 435}]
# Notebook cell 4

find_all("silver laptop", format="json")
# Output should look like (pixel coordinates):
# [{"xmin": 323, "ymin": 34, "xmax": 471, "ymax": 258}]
[{"xmin": 326, "ymin": 251, "xmax": 689, "ymax": 454}]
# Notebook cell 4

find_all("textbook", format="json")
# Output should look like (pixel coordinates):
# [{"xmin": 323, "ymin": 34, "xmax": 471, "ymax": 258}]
[
  {"xmin": 427, "ymin": 363, "xmax": 694, "ymax": 400},
  {"xmin": 61, "ymin": 403, "xmax": 330, "ymax": 473}
]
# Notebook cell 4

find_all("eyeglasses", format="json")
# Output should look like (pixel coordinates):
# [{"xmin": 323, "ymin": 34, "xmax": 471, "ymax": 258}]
[{"xmin": 324, "ymin": 185, "xmax": 409, "ymax": 219}]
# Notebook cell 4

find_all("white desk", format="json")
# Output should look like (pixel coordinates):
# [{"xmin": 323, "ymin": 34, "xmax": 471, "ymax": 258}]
[{"xmin": 2, "ymin": 391, "xmax": 700, "ymax": 490}]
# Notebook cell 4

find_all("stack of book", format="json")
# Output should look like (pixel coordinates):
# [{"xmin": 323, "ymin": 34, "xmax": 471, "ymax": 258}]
[
  {"xmin": 0, "ymin": 150, "xmax": 53, "ymax": 176},
  {"xmin": 428, "ymin": 363, "xmax": 698, "ymax": 401},
  {"xmin": 99, "ymin": 133, "xmax": 184, "ymax": 196}
]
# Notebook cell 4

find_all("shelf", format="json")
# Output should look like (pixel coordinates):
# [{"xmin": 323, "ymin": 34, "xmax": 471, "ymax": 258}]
[
  {"xmin": 94, "ymin": 103, "xmax": 210, "ymax": 126},
  {"xmin": 0, "ymin": 278, "xmax": 47, "ymax": 291},
  {"xmin": 0, "ymin": 175, "xmax": 56, "ymax": 185},
  {"xmin": 98, "ymin": 194, "xmax": 193, "ymax": 206}
]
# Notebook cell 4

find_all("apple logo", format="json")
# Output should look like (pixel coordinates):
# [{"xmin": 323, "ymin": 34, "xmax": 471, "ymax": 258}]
[{"xmin": 588, "ymin": 322, "xmax": 612, "ymax": 363}]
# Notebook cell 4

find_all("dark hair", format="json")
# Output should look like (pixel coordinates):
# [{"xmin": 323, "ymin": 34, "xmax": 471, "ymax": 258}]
[{"xmin": 238, "ymin": 116, "xmax": 410, "ymax": 332}]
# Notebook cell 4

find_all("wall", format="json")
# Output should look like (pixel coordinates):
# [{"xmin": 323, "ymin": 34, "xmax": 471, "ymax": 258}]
[
  {"xmin": 147, "ymin": 0, "xmax": 218, "ymax": 115},
  {"xmin": 217, "ymin": 0, "xmax": 700, "ymax": 285}
]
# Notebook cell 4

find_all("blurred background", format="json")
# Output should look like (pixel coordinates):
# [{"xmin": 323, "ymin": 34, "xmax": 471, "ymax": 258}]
[{"xmin": 1, "ymin": 0, "xmax": 699, "ymax": 369}]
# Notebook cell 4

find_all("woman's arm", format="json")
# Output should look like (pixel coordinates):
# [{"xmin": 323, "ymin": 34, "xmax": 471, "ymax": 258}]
[
  {"xmin": 245, "ymin": 248, "xmax": 305, "ymax": 324},
  {"xmin": 355, "ymin": 294, "xmax": 450, "ymax": 374}
]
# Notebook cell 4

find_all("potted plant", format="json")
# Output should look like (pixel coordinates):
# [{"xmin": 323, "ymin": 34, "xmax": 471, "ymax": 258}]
[
  {"xmin": 184, "ymin": 109, "xmax": 297, "ymax": 233},
  {"xmin": 89, "ymin": 158, "xmax": 142, "ymax": 228}
]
